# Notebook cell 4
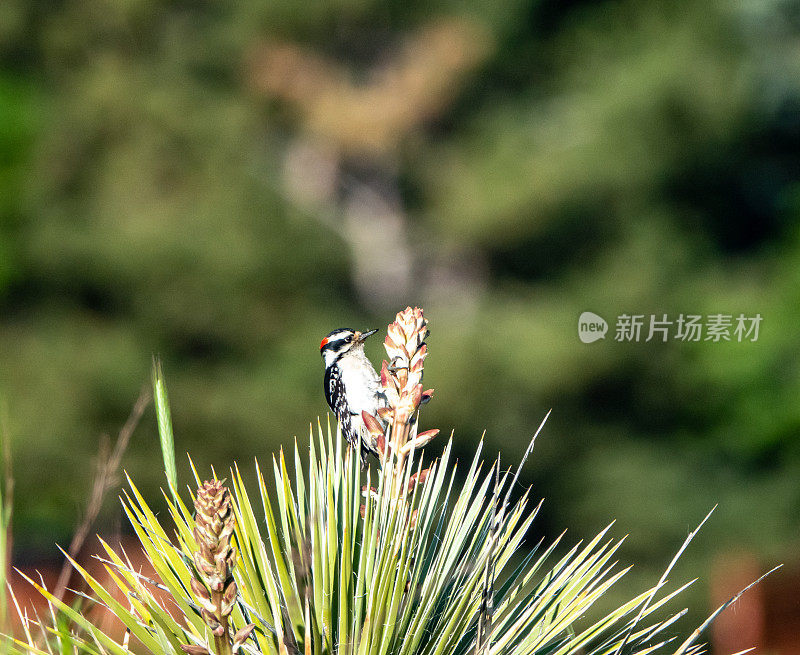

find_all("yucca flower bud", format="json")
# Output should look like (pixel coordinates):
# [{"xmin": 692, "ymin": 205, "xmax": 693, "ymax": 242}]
[
  {"xmin": 360, "ymin": 410, "xmax": 387, "ymax": 457},
  {"xmin": 407, "ymin": 468, "xmax": 431, "ymax": 493},
  {"xmin": 399, "ymin": 429, "xmax": 440, "ymax": 455},
  {"xmin": 181, "ymin": 646, "xmax": 212, "ymax": 655},
  {"xmin": 187, "ymin": 480, "xmax": 239, "ymax": 653}
]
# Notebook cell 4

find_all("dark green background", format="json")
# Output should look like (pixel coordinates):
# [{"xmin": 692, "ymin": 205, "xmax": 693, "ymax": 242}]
[{"xmin": 1, "ymin": 0, "xmax": 798, "ymax": 633}]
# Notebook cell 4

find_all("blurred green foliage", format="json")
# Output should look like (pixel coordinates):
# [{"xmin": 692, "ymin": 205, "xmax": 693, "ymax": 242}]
[{"xmin": 0, "ymin": 0, "xmax": 798, "ymax": 626}]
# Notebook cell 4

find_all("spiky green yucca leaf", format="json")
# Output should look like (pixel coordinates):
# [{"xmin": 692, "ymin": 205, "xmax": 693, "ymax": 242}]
[
  {"xmin": 7, "ymin": 416, "xmax": 731, "ymax": 655},
  {"xmin": 152, "ymin": 357, "xmax": 178, "ymax": 502}
]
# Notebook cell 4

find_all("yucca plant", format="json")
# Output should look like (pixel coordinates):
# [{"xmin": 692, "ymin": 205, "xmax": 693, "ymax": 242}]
[{"xmin": 5, "ymin": 308, "xmax": 772, "ymax": 655}]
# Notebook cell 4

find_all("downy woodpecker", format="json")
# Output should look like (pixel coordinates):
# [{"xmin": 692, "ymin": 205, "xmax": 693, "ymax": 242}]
[{"xmin": 319, "ymin": 328, "xmax": 385, "ymax": 461}]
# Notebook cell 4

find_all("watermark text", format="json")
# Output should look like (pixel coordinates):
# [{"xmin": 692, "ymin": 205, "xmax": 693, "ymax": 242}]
[{"xmin": 579, "ymin": 312, "xmax": 762, "ymax": 343}]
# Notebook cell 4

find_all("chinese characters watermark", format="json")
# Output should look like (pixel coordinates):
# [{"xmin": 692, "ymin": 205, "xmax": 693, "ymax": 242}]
[{"xmin": 579, "ymin": 312, "xmax": 762, "ymax": 343}]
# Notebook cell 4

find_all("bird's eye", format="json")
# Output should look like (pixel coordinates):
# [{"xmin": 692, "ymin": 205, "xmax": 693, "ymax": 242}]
[{"xmin": 344, "ymin": 336, "xmax": 352, "ymax": 343}]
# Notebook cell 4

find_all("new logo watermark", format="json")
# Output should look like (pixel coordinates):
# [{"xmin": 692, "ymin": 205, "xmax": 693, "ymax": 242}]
[
  {"xmin": 578, "ymin": 311, "xmax": 608, "ymax": 343},
  {"xmin": 579, "ymin": 312, "xmax": 762, "ymax": 343}
]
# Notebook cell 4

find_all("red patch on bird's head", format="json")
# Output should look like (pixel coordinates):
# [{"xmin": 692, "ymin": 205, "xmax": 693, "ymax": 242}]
[{"xmin": 319, "ymin": 336, "xmax": 330, "ymax": 351}]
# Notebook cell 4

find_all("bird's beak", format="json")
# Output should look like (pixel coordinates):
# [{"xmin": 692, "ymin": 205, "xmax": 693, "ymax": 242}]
[{"xmin": 356, "ymin": 329, "xmax": 378, "ymax": 343}]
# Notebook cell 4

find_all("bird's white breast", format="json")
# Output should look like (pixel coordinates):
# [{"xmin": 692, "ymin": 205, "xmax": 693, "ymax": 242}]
[{"xmin": 338, "ymin": 350, "xmax": 381, "ymax": 415}]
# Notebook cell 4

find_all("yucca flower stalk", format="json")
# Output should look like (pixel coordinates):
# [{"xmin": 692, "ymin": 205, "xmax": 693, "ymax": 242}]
[
  {"xmin": 361, "ymin": 307, "xmax": 437, "ymax": 499},
  {"xmin": 4, "ymin": 309, "xmax": 774, "ymax": 655},
  {"xmin": 185, "ymin": 480, "xmax": 255, "ymax": 655}
]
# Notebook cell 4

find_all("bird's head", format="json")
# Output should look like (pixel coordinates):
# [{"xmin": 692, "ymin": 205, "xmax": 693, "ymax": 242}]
[{"xmin": 319, "ymin": 328, "xmax": 378, "ymax": 367}]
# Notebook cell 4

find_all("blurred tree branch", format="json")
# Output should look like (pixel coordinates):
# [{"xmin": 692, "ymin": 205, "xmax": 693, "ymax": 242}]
[{"xmin": 248, "ymin": 17, "xmax": 492, "ymax": 157}]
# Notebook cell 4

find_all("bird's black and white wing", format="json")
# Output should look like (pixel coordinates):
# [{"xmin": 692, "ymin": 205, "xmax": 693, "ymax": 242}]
[{"xmin": 324, "ymin": 365, "xmax": 359, "ymax": 452}]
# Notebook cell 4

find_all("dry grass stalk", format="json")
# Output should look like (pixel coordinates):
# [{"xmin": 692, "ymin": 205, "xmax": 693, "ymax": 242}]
[{"xmin": 53, "ymin": 387, "xmax": 151, "ymax": 604}]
